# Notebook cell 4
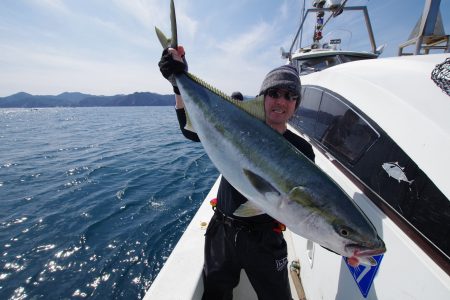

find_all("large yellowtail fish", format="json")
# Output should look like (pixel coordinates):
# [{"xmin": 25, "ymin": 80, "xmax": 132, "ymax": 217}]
[{"xmin": 155, "ymin": 0, "xmax": 386, "ymax": 265}]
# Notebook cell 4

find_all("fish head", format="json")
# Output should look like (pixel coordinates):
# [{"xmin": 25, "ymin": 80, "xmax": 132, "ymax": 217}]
[
  {"xmin": 328, "ymin": 218, "xmax": 386, "ymax": 264},
  {"xmin": 288, "ymin": 185, "xmax": 386, "ymax": 264},
  {"xmin": 285, "ymin": 203, "xmax": 386, "ymax": 264}
]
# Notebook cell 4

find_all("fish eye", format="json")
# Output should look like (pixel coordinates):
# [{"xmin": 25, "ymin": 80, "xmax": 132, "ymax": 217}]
[
  {"xmin": 340, "ymin": 229, "xmax": 349, "ymax": 236},
  {"xmin": 333, "ymin": 223, "xmax": 353, "ymax": 238}
]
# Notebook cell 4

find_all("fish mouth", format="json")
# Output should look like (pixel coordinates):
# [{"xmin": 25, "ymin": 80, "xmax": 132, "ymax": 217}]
[
  {"xmin": 354, "ymin": 247, "xmax": 386, "ymax": 257},
  {"xmin": 346, "ymin": 241, "xmax": 386, "ymax": 258}
]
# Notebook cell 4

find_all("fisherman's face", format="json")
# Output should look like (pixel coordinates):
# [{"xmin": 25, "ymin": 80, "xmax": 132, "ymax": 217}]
[{"xmin": 264, "ymin": 88, "xmax": 298, "ymax": 133}]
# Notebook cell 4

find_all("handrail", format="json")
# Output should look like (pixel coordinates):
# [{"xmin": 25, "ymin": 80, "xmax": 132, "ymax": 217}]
[{"xmin": 288, "ymin": 6, "xmax": 377, "ymax": 59}]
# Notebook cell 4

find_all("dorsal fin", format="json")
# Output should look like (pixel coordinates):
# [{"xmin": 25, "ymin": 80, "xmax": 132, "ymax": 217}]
[
  {"xmin": 183, "ymin": 72, "xmax": 266, "ymax": 130},
  {"xmin": 184, "ymin": 95, "xmax": 265, "ymax": 133}
]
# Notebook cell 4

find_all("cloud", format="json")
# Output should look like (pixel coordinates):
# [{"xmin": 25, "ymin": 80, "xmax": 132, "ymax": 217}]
[
  {"xmin": 0, "ymin": 43, "xmax": 161, "ymax": 96},
  {"xmin": 111, "ymin": 0, "xmax": 198, "ymax": 42},
  {"xmin": 279, "ymin": 0, "xmax": 290, "ymax": 20},
  {"xmin": 112, "ymin": 0, "xmax": 166, "ymax": 31},
  {"xmin": 216, "ymin": 22, "xmax": 273, "ymax": 58},
  {"xmin": 2, "ymin": 0, "xmax": 447, "ymax": 97},
  {"xmin": 31, "ymin": 0, "xmax": 70, "ymax": 14}
]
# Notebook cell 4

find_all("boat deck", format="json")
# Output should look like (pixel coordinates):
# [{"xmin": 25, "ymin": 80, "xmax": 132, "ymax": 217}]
[{"xmin": 144, "ymin": 176, "xmax": 303, "ymax": 299}]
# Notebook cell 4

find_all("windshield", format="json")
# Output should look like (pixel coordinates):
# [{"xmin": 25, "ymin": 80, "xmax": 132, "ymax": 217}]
[
  {"xmin": 294, "ymin": 54, "xmax": 375, "ymax": 75},
  {"xmin": 295, "ymin": 56, "xmax": 341, "ymax": 75}
]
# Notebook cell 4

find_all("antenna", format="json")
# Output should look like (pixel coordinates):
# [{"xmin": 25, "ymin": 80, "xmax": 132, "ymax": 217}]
[{"xmin": 299, "ymin": 0, "xmax": 306, "ymax": 50}]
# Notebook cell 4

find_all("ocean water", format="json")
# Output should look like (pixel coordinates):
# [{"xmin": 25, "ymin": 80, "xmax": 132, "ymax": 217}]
[{"xmin": 0, "ymin": 107, "xmax": 218, "ymax": 299}]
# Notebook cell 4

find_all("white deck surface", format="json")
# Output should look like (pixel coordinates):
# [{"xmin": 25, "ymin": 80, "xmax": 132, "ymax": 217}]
[{"xmin": 143, "ymin": 178, "xmax": 219, "ymax": 300}]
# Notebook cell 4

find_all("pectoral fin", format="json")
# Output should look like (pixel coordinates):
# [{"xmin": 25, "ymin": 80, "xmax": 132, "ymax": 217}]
[
  {"xmin": 243, "ymin": 169, "xmax": 280, "ymax": 196},
  {"xmin": 233, "ymin": 201, "xmax": 265, "ymax": 217},
  {"xmin": 234, "ymin": 169, "xmax": 279, "ymax": 217},
  {"xmin": 184, "ymin": 111, "xmax": 196, "ymax": 133},
  {"xmin": 288, "ymin": 186, "xmax": 314, "ymax": 206}
]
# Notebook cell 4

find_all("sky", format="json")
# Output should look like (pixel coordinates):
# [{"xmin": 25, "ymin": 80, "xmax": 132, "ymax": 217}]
[{"xmin": 0, "ymin": 0, "xmax": 449, "ymax": 98}]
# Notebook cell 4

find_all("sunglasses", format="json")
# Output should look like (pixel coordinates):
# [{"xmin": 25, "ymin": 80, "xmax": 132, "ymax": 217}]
[{"xmin": 266, "ymin": 89, "xmax": 299, "ymax": 102}]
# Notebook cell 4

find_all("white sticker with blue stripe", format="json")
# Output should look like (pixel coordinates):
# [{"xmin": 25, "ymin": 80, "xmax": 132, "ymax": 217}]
[{"xmin": 344, "ymin": 254, "xmax": 384, "ymax": 298}]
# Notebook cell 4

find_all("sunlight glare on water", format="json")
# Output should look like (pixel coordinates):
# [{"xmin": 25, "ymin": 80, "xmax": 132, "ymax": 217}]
[{"xmin": 0, "ymin": 107, "xmax": 218, "ymax": 299}]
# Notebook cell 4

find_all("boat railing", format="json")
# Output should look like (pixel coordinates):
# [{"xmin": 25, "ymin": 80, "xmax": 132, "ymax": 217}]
[{"xmin": 288, "ymin": 6, "xmax": 378, "ymax": 60}]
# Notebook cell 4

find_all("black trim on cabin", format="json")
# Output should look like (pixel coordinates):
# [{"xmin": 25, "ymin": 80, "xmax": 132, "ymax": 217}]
[
  {"xmin": 290, "ymin": 85, "xmax": 450, "ymax": 276},
  {"xmin": 292, "ymin": 54, "xmax": 377, "ymax": 75}
]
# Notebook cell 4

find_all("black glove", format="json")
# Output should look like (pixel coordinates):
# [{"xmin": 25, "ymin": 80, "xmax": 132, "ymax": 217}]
[{"xmin": 158, "ymin": 49, "xmax": 187, "ymax": 94}]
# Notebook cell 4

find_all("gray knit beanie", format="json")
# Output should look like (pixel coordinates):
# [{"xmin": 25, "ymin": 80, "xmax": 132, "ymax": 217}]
[{"xmin": 259, "ymin": 64, "xmax": 301, "ymax": 107}]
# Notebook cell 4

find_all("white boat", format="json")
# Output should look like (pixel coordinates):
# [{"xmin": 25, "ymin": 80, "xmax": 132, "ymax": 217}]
[
  {"xmin": 285, "ymin": 52, "xmax": 450, "ymax": 300},
  {"xmin": 145, "ymin": 52, "xmax": 450, "ymax": 300},
  {"xmin": 146, "ymin": 1, "xmax": 450, "ymax": 299}
]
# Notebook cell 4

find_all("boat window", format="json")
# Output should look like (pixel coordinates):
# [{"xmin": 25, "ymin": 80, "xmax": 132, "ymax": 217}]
[
  {"xmin": 290, "ymin": 88, "xmax": 378, "ymax": 163},
  {"xmin": 339, "ymin": 55, "xmax": 376, "ymax": 63},
  {"xmin": 291, "ymin": 85, "xmax": 450, "ymax": 260},
  {"xmin": 290, "ymin": 87, "xmax": 322, "ymax": 136},
  {"xmin": 295, "ymin": 56, "xmax": 341, "ymax": 75},
  {"xmin": 316, "ymin": 92, "xmax": 378, "ymax": 164}
]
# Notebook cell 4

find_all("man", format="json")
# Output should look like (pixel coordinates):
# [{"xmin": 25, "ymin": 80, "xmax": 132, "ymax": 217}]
[{"xmin": 159, "ymin": 47, "xmax": 314, "ymax": 300}]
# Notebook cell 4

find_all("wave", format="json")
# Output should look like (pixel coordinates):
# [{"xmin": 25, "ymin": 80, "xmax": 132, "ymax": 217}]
[{"xmin": 0, "ymin": 107, "xmax": 218, "ymax": 299}]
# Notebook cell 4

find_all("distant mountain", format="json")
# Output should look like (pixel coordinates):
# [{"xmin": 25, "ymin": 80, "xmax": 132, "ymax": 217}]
[
  {"xmin": 0, "ymin": 92, "xmax": 174, "ymax": 108},
  {"xmin": 57, "ymin": 92, "xmax": 92, "ymax": 102},
  {"xmin": 5, "ymin": 92, "xmax": 33, "ymax": 101}
]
